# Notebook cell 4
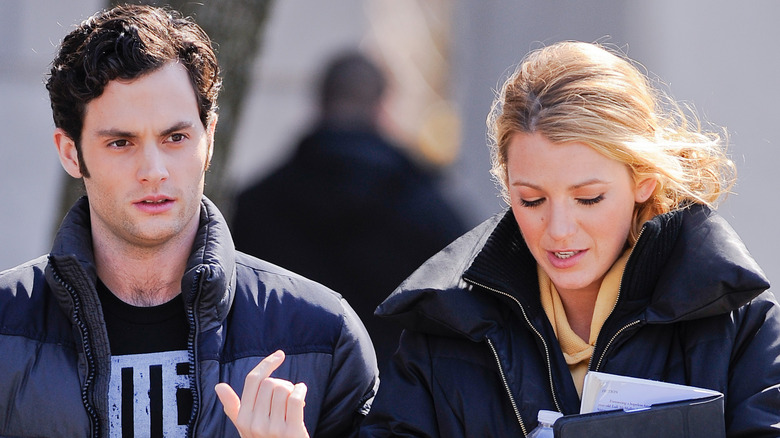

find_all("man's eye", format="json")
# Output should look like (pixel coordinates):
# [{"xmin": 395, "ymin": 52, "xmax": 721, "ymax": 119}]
[
  {"xmin": 109, "ymin": 139, "xmax": 128, "ymax": 148},
  {"xmin": 169, "ymin": 133, "xmax": 186, "ymax": 142}
]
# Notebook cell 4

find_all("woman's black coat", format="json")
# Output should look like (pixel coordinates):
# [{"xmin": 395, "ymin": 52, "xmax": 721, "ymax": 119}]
[{"xmin": 360, "ymin": 205, "xmax": 779, "ymax": 437}]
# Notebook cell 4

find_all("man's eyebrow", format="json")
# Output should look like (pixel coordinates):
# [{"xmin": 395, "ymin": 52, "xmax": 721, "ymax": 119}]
[
  {"xmin": 95, "ymin": 121, "xmax": 196, "ymax": 139},
  {"xmin": 160, "ymin": 121, "xmax": 197, "ymax": 137},
  {"xmin": 96, "ymin": 128, "xmax": 135, "ymax": 138}
]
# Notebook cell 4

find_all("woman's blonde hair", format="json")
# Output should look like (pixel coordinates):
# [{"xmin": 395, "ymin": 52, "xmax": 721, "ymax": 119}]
[{"xmin": 487, "ymin": 41, "xmax": 736, "ymax": 244}]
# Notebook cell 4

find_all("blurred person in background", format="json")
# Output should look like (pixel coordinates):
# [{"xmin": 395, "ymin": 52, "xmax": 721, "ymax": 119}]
[
  {"xmin": 232, "ymin": 51, "xmax": 467, "ymax": 372},
  {"xmin": 359, "ymin": 41, "xmax": 780, "ymax": 437},
  {"xmin": 0, "ymin": 5, "xmax": 377, "ymax": 437}
]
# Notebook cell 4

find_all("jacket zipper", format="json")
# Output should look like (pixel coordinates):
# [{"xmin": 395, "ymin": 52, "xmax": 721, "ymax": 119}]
[
  {"xmin": 592, "ymin": 320, "xmax": 641, "ymax": 371},
  {"xmin": 186, "ymin": 268, "xmax": 204, "ymax": 437},
  {"xmin": 51, "ymin": 264, "xmax": 101, "ymax": 438},
  {"xmin": 486, "ymin": 338, "xmax": 529, "ymax": 436},
  {"xmin": 587, "ymin": 226, "xmax": 646, "ymax": 372},
  {"xmin": 463, "ymin": 278, "xmax": 563, "ymax": 430}
]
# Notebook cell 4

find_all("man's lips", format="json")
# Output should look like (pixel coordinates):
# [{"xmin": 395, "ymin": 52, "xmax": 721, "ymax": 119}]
[
  {"xmin": 134, "ymin": 195, "xmax": 173, "ymax": 204},
  {"xmin": 134, "ymin": 196, "xmax": 175, "ymax": 212}
]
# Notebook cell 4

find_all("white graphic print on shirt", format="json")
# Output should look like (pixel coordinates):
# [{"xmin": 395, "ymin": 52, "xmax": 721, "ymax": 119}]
[{"xmin": 108, "ymin": 350, "xmax": 191, "ymax": 437}]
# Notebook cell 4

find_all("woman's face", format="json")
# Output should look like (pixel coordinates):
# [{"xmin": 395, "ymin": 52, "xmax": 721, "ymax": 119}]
[{"xmin": 506, "ymin": 133, "xmax": 655, "ymax": 298}]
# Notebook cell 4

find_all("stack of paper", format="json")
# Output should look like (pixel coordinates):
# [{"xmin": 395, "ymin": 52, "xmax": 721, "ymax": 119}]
[{"xmin": 580, "ymin": 371, "xmax": 722, "ymax": 414}]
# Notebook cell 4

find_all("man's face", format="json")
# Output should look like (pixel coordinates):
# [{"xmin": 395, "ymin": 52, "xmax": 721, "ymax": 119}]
[{"xmin": 56, "ymin": 62, "xmax": 214, "ymax": 250}]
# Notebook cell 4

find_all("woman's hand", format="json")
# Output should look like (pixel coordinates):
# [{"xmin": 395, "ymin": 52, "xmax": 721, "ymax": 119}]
[{"xmin": 215, "ymin": 350, "xmax": 309, "ymax": 438}]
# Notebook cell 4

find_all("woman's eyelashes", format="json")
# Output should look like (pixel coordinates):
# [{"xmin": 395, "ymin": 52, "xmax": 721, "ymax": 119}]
[
  {"xmin": 518, "ymin": 194, "xmax": 605, "ymax": 208},
  {"xmin": 577, "ymin": 194, "xmax": 605, "ymax": 205},
  {"xmin": 519, "ymin": 198, "xmax": 544, "ymax": 208}
]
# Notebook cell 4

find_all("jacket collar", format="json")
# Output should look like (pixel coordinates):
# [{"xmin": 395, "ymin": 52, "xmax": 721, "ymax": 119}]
[
  {"xmin": 47, "ymin": 196, "xmax": 236, "ymax": 329},
  {"xmin": 49, "ymin": 196, "xmax": 98, "ymax": 279},
  {"xmin": 378, "ymin": 204, "xmax": 770, "ymax": 338},
  {"xmin": 636, "ymin": 204, "xmax": 769, "ymax": 323},
  {"xmin": 182, "ymin": 197, "xmax": 237, "ymax": 330},
  {"xmin": 375, "ymin": 212, "xmax": 511, "ymax": 341}
]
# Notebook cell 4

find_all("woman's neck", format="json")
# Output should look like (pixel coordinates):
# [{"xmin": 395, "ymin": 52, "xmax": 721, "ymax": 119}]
[{"xmin": 556, "ymin": 286, "xmax": 600, "ymax": 341}]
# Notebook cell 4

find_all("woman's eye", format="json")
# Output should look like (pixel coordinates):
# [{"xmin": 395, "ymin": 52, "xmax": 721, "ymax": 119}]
[
  {"xmin": 578, "ymin": 194, "xmax": 604, "ymax": 206},
  {"xmin": 519, "ymin": 198, "xmax": 544, "ymax": 208}
]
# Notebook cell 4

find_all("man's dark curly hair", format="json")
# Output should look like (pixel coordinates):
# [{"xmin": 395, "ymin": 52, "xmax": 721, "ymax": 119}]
[{"xmin": 46, "ymin": 4, "xmax": 221, "ymax": 177}]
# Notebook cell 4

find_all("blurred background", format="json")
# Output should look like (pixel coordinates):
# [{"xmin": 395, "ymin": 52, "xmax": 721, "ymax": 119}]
[{"xmin": 1, "ymin": 0, "xmax": 777, "ymax": 293}]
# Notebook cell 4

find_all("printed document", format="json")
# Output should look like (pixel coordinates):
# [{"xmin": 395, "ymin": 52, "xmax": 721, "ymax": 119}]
[{"xmin": 580, "ymin": 371, "xmax": 722, "ymax": 414}]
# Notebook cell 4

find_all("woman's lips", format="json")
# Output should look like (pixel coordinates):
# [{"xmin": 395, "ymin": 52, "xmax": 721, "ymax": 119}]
[{"xmin": 547, "ymin": 249, "xmax": 585, "ymax": 269}]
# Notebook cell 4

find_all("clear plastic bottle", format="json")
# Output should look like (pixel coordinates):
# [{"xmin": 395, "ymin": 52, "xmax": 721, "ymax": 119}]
[{"xmin": 527, "ymin": 410, "xmax": 564, "ymax": 438}]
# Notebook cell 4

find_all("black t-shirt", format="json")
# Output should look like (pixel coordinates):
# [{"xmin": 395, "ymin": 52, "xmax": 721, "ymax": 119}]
[{"xmin": 97, "ymin": 279, "xmax": 193, "ymax": 437}]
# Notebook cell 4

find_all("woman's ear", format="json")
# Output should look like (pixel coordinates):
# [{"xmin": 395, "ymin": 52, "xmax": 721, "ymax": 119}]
[
  {"xmin": 635, "ymin": 176, "xmax": 658, "ymax": 203},
  {"xmin": 54, "ymin": 128, "xmax": 83, "ymax": 178}
]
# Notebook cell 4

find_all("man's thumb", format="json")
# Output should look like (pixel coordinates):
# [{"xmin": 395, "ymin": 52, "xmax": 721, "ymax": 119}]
[{"xmin": 215, "ymin": 383, "xmax": 241, "ymax": 423}]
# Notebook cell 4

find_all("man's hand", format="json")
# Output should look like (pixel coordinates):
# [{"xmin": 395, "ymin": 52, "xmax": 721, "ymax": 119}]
[{"xmin": 215, "ymin": 350, "xmax": 309, "ymax": 438}]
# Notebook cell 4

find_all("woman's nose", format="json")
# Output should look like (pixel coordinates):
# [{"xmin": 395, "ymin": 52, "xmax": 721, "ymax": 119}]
[{"xmin": 546, "ymin": 202, "xmax": 576, "ymax": 241}]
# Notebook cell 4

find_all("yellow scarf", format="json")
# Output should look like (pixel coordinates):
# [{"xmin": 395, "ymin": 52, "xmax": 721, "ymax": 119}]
[{"xmin": 538, "ymin": 249, "xmax": 631, "ymax": 397}]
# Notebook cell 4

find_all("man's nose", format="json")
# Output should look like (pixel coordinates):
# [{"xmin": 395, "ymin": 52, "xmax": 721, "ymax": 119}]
[{"xmin": 137, "ymin": 144, "xmax": 169, "ymax": 183}]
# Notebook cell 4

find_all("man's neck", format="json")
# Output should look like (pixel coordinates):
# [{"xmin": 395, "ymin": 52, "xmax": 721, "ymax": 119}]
[{"xmin": 93, "ymin": 230, "xmax": 196, "ymax": 307}]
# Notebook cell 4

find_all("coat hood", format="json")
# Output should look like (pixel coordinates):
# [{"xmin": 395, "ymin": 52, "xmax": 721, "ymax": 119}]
[{"xmin": 377, "ymin": 204, "xmax": 770, "ymax": 339}]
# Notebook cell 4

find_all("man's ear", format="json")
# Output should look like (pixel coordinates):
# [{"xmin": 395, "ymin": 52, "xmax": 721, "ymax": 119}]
[
  {"xmin": 635, "ymin": 176, "xmax": 658, "ymax": 203},
  {"xmin": 205, "ymin": 115, "xmax": 218, "ymax": 169},
  {"xmin": 54, "ymin": 128, "xmax": 83, "ymax": 178}
]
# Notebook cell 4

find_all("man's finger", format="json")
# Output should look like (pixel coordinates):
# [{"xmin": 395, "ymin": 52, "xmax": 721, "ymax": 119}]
[
  {"xmin": 286, "ymin": 382, "xmax": 308, "ymax": 426},
  {"xmin": 215, "ymin": 350, "xmax": 286, "ymax": 427},
  {"xmin": 214, "ymin": 383, "xmax": 241, "ymax": 423},
  {"xmin": 246, "ymin": 350, "xmax": 286, "ymax": 384},
  {"xmin": 240, "ymin": 350, "xmax": 286, "ymax": 411},
  {"xmin": 267, "ymin": 379, "xmax": 297, "ymax": 435}
]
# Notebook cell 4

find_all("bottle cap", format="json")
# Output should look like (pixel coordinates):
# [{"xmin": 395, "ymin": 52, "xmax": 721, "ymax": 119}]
[{"xmin": 537, "ymin": 410, "xmax": 564, "ymax": 425}]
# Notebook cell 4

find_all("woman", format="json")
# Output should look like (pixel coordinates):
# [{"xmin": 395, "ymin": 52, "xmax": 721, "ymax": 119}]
[{"xmin": 359, "ymin": 41, "xmax": 780, "ymax": 437}]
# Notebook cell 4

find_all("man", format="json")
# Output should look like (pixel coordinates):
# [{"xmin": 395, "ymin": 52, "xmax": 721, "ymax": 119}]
[
  {"xmin": 232, "ymin": 52, "xmax": 467, "ymax": 371},
  {"xmin": 0, "ymin": 5, "xmax": 377, "ymax": 437}
]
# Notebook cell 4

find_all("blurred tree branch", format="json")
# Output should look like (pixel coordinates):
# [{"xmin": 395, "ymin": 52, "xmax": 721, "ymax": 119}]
[{"xmin": 56, "ymin": 0, "xmax": 274, "ymax": 230}]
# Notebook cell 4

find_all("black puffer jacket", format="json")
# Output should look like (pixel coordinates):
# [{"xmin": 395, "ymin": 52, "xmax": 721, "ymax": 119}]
[
  {"xmin": 0, "ymin": 197, "xmax": 378, "ymax": 437},
  {"xmin": 360, "ymin": 205, "xmax": 780, "ymax": 437}
]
